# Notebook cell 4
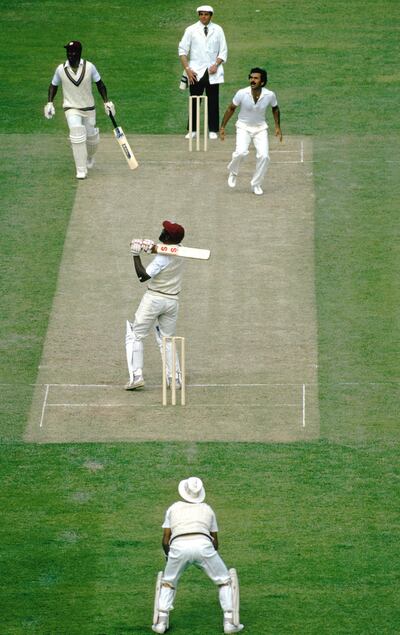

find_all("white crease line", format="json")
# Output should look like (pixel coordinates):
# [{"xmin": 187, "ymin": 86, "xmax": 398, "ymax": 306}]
[
  {"xmin": 39, "ymin": 384, "xmax": 50, "ymax": 428},
  {"xmin": 143, "ymin": 159, "xmax": 310, "ymax": 166},
  {"xmin": 46, "ymin": 402, "xmax": 300, "ymax": 408},
  {"xmin": 40, "ymin": 382, "xmax": 314, "ymax": 388}
]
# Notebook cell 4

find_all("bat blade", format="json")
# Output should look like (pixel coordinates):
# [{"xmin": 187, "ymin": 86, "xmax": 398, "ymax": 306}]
[
  {"xmin": 113, "ymin": 126, "xmax": 139, "ymax": 170},
  {"xmin": 154, "ymin": 244, "xmax": 210, "ymax": 260},
  {"xmin": 108, "ymin": 113, "xmax": 138, "ymax": 170}
]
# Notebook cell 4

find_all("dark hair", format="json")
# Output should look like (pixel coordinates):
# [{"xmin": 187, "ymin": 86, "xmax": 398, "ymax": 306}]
[{"xmin": 249, "ymin": 67, "xmax": 267, "ymax": 86}]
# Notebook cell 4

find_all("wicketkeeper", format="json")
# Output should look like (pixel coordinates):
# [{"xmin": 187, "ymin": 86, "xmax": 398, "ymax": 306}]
[
  {"xmin": 125, "ymin": 221, "xmax": 186, "ymax": 391},
  {"xmin": 152, "ymin": 477, "xmax": 244, "ymax": 634},
  {"xmin": 44, "ymin": 40, "xmax": 115, "ymax": 179}
]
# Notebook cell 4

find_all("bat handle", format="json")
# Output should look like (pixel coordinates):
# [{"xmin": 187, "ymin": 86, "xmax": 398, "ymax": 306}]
[{"xmin": 108, "ymin": 112, "xmax": 118, "ymax": 128}]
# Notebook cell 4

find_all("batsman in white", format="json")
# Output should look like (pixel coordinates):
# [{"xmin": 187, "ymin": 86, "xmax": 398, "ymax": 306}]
[
  {"xmin": 220, "ymin": 67, "xmax": 283, "ymax": 195},
  {"xmin": 125, "ymin": 221, "xmax": 186, "ymax": 391},
  {"xmin": 44, "ymin": 40, "xmax": 116, "ymax": 179},
  {"xmin": 152, "ymin": 477, "xmax": 244, "ymax": 634}
]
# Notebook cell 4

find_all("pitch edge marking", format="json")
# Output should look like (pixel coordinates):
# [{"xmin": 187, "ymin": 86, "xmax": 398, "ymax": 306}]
[{"xmin": 39, "ymin": 384, "xmax": 50, "ymax": 428}]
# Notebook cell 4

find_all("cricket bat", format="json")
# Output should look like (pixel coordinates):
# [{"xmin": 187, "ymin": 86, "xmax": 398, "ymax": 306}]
[
  {"xmin": 109, "ymin": 113, "xmax": 138, "ymax": 170},
  {"xmin": 152, "ymin": 244, "xmax": 211, "ymax": 260}
]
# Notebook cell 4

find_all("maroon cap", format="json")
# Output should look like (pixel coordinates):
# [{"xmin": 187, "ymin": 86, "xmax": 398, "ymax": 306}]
[
  {"xmin": 163, "ymin": 220, "xmax": 185, "ymax": 243},
  {"xmin": 64, "ymin": 40, "xmax": 82, "ymax": 53}
]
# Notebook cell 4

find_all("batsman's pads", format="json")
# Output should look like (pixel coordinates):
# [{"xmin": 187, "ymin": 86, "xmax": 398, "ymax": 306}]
[
  {"xmin": 229, "ymin": 568, "xmax": 240, "ymax": 627},
  {"xmin": 153, "ymin": 571, "xmax": 163, "ymax": 626}
]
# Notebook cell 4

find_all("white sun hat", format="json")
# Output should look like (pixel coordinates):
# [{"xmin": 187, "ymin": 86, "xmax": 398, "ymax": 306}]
[
  {"xmin": 197, "ymin": 5, "xmax": 214, "ymax": 13},
  {"xmin": 178, "ymin": 477, "xmax": 206, "ymax": 503}
]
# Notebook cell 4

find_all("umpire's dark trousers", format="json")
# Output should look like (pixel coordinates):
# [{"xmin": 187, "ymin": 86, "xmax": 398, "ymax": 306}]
[{"xmin": 189, "ymin": 70, "xmax": 220, "ymax": 133}]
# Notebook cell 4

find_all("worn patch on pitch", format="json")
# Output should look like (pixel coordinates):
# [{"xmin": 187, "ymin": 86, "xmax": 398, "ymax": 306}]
[{"xmin": 25, "ymin": 134, "xmax": 319, "ymax": 443}]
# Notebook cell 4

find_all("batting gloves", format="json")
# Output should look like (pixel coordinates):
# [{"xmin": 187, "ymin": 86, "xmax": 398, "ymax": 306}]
[
  {"xmin": 142, "ymin": 239, "xmax": 155, "ymax": 254},
  {"xmin": 130, "ymin": 239, "xmax": 143, "ymax": 255},
  {"xmin": 44, "ymin": 102, "xmax": 55, "ymax": 119},
  {"xmin": 104, "ymin": 101, "xmax": 116, "ymax": 117}
]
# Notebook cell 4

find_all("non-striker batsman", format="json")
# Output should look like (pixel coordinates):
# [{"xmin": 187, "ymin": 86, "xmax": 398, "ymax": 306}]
[{"xmin": 44, "ymin": 41, "xmax": 115, "ymax": 179}]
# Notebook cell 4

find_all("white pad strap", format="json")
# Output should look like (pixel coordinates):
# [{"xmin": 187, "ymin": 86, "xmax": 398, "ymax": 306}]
[{"xmin": 69, "ymin": 125, "xmax": 86, "ymax": 144}]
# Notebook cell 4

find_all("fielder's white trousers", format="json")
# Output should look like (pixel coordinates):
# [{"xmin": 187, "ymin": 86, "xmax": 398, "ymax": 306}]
[
  {"xmin": 126, "ymin": 291, "xmax": 180, "ymax": 380},
  {"xmin": 228, "ymin": 125, "xmax": 270, "ymax": 187},
  {"xmin": 158, "ymin": 536, "xmax": 233, "ymax": 613}
]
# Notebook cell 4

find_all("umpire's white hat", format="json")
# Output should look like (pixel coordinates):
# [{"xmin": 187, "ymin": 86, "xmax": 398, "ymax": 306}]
[
  {"xmin": 197, "ymin": 5, "xmax": 214, "ymax": 13},
  {"xmin": 179, "ymin": 477, "xmax": 206, "ymax": 503}
]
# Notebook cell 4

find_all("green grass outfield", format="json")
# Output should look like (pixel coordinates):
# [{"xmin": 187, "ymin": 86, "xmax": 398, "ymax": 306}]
[{"xmin": 1, "ymin": 1, "xmax": 399, "ymax": 633}]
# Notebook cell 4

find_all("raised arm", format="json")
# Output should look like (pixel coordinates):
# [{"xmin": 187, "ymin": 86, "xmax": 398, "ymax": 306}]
[{"xmin": 133, "ymin": 255, "xmax": 151, "ymax": 283}]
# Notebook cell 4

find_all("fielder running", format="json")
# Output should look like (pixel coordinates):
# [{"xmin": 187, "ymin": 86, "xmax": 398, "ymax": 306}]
[
  {"xmin": 44, "ymin": 40, "xmax": 115, "ymax": 179},
  {"xmin": 152, "ymin": 477, "xmax": 244, "ymax": 634},
  {"xmin": 220, "ymin": 67, "xmax": 283, "ymax": 195},
  {"xmin": 125, "ymin": 221, "xmax": 186, "ymax": 391}
]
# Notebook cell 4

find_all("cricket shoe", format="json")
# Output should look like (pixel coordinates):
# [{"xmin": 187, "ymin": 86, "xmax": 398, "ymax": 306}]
[
  {"xmin": 125, "ymin": 376, "xmax": 145, "ymax": 390},
  {"xmin": 76, "ymin": 169, "xmax": 87, "ymax": 179},
  {"xmin": 224, "ymin": 621, "xmax": 244, "ymax": 634},
  {"xmin": 209, "ymin": 131, "xmax": 218, "ymax": 139},
  {"xmin": 87, "ymin": 157, "xmax": 95, "ymax": 169},
  {"xmin": 228, "ymin": 173, "xmax": 237, "ymax": 188},
  {"xmin": 252, "ymin": 185, "xmax": 263, "ymax": 196},
  {"xmin": 185, "ymin": 131, "xmax": 196, "ymax": 139}
]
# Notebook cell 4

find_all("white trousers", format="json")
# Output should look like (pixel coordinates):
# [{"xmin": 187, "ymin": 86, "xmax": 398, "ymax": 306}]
[
  {"xmin": 65, "ymin": 110, "xmax": 97, "ymax": 137},
  {"xmin": 227, "ymin": 126, "xmax": 270, "ymax": 187},
  {"xmin": 126, "ymin": 292, "xmax": 180, "ymax": 380},
  {"xmin": 158, "ymin": 536, "xmax": 233, "ymax": 613}
]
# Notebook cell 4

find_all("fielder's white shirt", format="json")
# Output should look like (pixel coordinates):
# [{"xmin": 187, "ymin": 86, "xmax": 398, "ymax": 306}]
[
  {"xmin": 51, "ymin": 59, "xmax": 101, "ymax": 110},
  {"xmin": 162, "ymin": 501, "xmax": 218, "ymax": 539},
  {"xmin": 233, "ymin": 86, "xmax": 278, "ymax": 130},
  {"xmin": 178, "ymin": 21, "xmax": 228, "ymax": 84},
  {"xmin": 146, "ymin": 253, "xmax": 185, "ymax": 296}
]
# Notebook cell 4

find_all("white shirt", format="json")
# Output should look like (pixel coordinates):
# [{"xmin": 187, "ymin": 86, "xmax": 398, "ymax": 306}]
[
  {"xmin": 51, "ymin": 59, "xmax": 101, "ymax": 86},
  {"xmin": 51, "ymin": 59, "xmax": 101, "ymax": 110},
  {"xmin": 162, "ymin": 501, "xmax": 218, "ymax": 539},
  {"xmin": 146, "ymin": 253, "xmax": 185, "ymax": 296},
  {"xmin": 233, "ymin": 86, "xmax": 278, "ymax": 130},
  {"xmin": 178, "ymin": 21, "xmax": 228, "ymax": 84}
]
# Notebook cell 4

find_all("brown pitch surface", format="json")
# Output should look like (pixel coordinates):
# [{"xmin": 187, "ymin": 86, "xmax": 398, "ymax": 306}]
[{"xmin": 25, "ymin": 134, "xmax": 319, "ymax": 443}]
